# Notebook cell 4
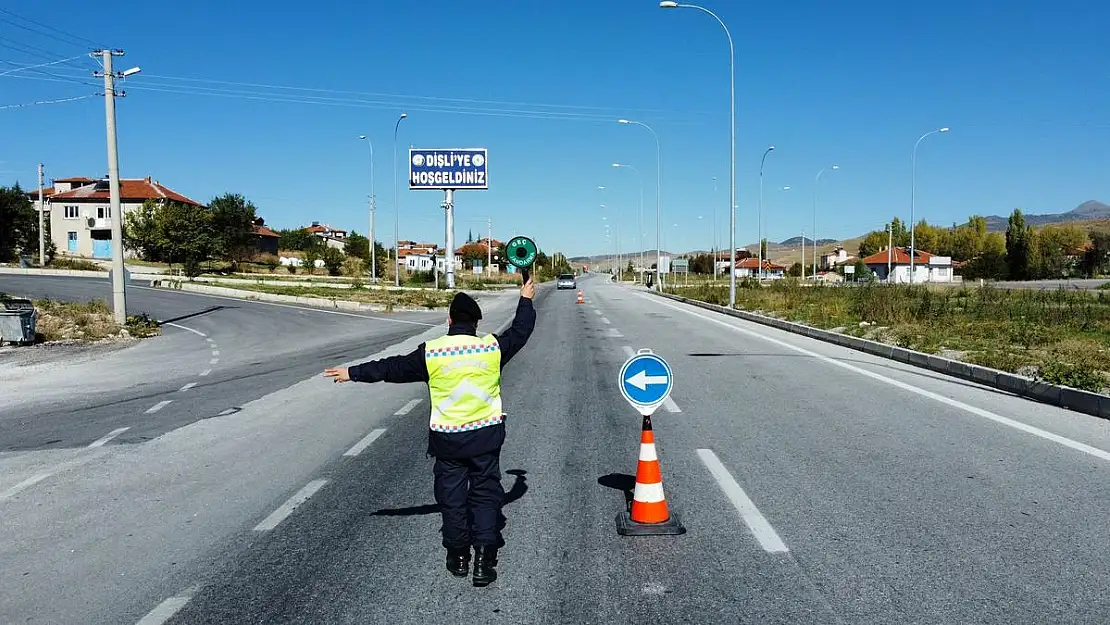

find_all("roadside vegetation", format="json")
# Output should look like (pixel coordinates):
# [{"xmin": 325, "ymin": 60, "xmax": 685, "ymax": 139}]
[
  {"xmin": 670, "ymin": 281, "xmax": 1110, "ymax": 394},
  {"xmin": 1, "ymin": 293, "xmax": 161, "ymax": 344},
  {"xmin": 226, "ymin": 283, "xmax": 455, "ymax": 310}
]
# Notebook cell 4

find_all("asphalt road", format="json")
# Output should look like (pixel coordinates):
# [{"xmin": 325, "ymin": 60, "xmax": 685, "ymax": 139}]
[
  {"xmin": 0, "ymin": 275, "xmax": 458, "ymax": 451},
  {"xmin": 3, "ymin": 275, "xmax": 1109, "ymax": 624},
  {"xmin": 986, "ymin": 278, "xmax": 1108, "ymax": 291}
]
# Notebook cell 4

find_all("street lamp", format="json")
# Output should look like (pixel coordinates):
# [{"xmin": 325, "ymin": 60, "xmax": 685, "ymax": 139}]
[
  {"xmin": 358, "ymin": 135, "xmax": 376, "ymax": 282},
  {"xmin": 910, "ymin": 126, "xmax": 949, "ymax": 283},
  {"xmin": 392, "ymin": 112, "xmax": 408, "ymax": 287},
  {"xmin": 811, "ymin": 164, "xmax": 839, "ymax": 279},
  {"xmin": 613, "ymin": 162, "xmax": 645, "ymax": 283},
  {"xmin": 759, "ymin": 145, "xmax": 775, "ymax": 281},
  {"xmin": 618, "ymin": 119, "xmax": 662, "ymax": 288},
  {"xmin": 661, "ymin": 0, "xmax": 735, "ymax": 306}
]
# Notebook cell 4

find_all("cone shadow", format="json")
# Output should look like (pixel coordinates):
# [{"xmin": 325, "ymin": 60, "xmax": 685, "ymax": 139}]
[{"xmin": 597, "ymin": 473, "xmax": 636, "ymax": 511}]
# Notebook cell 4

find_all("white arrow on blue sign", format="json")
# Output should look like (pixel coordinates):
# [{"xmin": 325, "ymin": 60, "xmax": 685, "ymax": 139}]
[{"xmin": 618, "ymin": 349, "xmax": 673, "ymax": 414}]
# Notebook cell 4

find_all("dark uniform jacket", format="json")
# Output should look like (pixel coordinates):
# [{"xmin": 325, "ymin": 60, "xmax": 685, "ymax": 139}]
[{"xmin": 348, "ymin": 296, "xmax": 536, "ymax": 459}]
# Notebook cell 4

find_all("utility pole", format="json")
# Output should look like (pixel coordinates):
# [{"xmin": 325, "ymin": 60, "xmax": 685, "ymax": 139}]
[
  {"xmin": 487, "ymin": 216, "xmax": 492, "ymax": 274},
  {"xmin": 887, "ymin": 222, "xmax": 893, "ymax": 282},
  {"xmin": 95, "ymin": 49, "xmax": 132, "ymax": 325},
  {"xmin": 37, "ymin": 163, "xmax": 44, "ymax": 267}
]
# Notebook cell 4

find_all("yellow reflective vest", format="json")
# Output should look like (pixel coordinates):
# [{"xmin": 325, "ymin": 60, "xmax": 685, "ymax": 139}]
[{"xmin": 424, "ymin": 334, "xmax": 503, "ymax": 433}]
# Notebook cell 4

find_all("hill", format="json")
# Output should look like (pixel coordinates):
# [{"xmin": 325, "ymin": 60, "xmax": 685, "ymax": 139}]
[
  {"xmin": 980, "ymin": 200, "xmax": 1110, "ymax": 231},
  {"xmin": 778, "ymin": 236, "xmax": 837, "ymax": 247}
]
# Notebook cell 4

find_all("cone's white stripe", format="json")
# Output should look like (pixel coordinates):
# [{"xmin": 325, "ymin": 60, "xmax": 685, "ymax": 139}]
[
  {"xmin": 633, "ymin": 481, "xmax": 666, "ymax": 503},
  {"xmin": 639, "ymin": 443, "xmax": 658, "ymax": 462}
]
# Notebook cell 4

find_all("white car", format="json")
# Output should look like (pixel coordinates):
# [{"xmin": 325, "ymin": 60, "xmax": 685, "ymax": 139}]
[{"xmin": 556, "ymin": 274, "xmax": 577, "ymax": 290}]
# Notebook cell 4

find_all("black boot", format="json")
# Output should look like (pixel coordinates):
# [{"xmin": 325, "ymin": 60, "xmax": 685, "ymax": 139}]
[
  {"xmin": 446, "ymin": 547, "xmax": 470, "ymax": 578},
  {"xmin": 472, "ymin": 545, "xmax": 498, "ymax": 587}
]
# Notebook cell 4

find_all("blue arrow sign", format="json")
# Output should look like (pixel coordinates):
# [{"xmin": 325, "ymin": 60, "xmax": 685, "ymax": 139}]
[{"xmin": 619, "ymin": 351, "xmax": 673, "ymax": 411}]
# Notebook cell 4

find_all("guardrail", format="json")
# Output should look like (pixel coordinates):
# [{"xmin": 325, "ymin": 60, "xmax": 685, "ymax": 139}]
[{"xmin": 648, "ymin": 290, "xmax": 1110, "ymax": 420}]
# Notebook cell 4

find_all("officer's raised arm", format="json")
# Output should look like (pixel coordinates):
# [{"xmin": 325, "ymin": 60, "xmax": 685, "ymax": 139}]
[{"xmin": 494, "ymin": 276, "xmax": 536, "ymax": 367}]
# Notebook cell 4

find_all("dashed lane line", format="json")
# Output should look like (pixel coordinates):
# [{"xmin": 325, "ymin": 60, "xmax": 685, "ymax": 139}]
[
  {"xmin": 0, "ymin": 472, "xmax": 53, "ymax": 502},
  {"xmin": 209, "ymin": 358, "xmax": 219, "ymax": 365},
  {"xmin": 253, "ymin": 479, "xmax": 329, "ymax": 531},
  {"xmin": 394, "ymin": 398, "xmax": 423, "ymax": 415},
  {"xmin": 343, "ymin": 428, "xmax": 387, "ymax": 457},
  {"xmin": 211, "ymin": 350, "xmax": 220, "ymax": 357},
  {"xmin": 600, "ymin": 317, "xmax": 611, "ymax": 325},
  {"xmin": 199, "ymin": 369, "xmax": 212, "ymax": 377},
  {"xmin": 88, "ymin": 427, "xmax": 130, "ymax": 448},
  {"xmin": 145, "ymin": 400, "xmax": 172, "ymax": 414},
  {"xmin": 606, "ymin": 328, "xmax": 623, "ymax": 338},
  {"xmin": 135, "ymin": 584, "xmax": 203, "ymax": 625},
  {"xmin": 179, "ymin": 382, "xmax": 197, "ymax": 392},
  {"xmin": 698, "ymin": 448, "xmax": 789, "ymax": 553}
]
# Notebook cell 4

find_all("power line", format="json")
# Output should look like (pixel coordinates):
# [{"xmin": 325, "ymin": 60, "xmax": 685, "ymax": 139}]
[
  {"xmin": 0, "ymin": 93, "xmax": 97, "ymax": 110},
  {"xmin": 0, "ymin": 55, "xmax": 87, "ymax": 77},
  {"xmin": 0, "ymin": 9, "xmax": 103, "ymax": 49},
  {"xmin": 0, "ymin": 63, "xmax": 101, "ymax": 89}
]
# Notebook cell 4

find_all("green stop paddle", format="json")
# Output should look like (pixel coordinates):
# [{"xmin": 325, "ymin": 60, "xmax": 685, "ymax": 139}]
[{"xmin": 505, "ymin": 235, "xmax": 538, "ymax": 283}]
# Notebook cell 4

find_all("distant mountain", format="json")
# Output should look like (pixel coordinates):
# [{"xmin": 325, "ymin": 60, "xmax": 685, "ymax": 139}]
[
  {"xmin": 981, "ymin": 200, "xmax": 1110, "ymax": 231},
  {"xmin": 778, "ymin": 236, "xmax": 837, "ymax": 247}
]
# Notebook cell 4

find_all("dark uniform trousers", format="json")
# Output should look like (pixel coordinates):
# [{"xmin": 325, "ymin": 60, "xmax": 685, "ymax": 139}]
[{"xmin": 433, "ymin": 449, "xmax": 505, "ymax": 549}]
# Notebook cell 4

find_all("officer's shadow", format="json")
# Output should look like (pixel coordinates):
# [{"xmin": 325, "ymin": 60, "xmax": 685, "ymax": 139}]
[{"xmin": 370, "ymin": 469, "xmax": 529, "ymax": 523}]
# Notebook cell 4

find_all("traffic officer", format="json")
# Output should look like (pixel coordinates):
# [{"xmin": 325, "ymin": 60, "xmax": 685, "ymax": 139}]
[{"xmin": 323, "ymin": 277, "xmax": 536, "ymax": 587}]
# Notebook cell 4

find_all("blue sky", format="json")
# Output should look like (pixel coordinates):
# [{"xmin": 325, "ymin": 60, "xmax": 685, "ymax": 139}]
[{"xmin": 2, "ymin": 0, "xmax": 1107, "ymax": 258}]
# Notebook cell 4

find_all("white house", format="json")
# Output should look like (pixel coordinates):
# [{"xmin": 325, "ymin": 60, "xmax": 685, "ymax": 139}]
[
  {"xmin": 733, "ymin": 257, "xmax": 786, "ymax": 279},
  {"xmin": 862, "ymin": 247, "xmax": 954, "ymax": 283},
  {"xmin": 48, "ymin": 176, "xmax": 203, "ymax": 259},
  {"xmin": 305, "ymin": 222, "xmax": 347, "ymax": 251},
  {"xmin": 820, "ymin": 246, "xmax": 855, "ymax": 270}
]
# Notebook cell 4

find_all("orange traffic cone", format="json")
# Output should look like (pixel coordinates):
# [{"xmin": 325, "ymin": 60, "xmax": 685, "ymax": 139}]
[
  {"xmin": 616, "ymin": 416, "xmax": 686, "ymax": 536},
  {"xmin": 576, "ymin": 290, "xmax": 585, "ymax": 304}
]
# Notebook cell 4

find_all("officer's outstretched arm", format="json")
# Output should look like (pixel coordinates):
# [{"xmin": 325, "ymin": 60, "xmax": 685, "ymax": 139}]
[{"xmin": 324, "ymin": 345, "xmax": 430, "ymax": 384}]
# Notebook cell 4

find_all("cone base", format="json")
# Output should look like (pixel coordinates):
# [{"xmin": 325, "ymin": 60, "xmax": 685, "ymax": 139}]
[{"xmin": 615, "ymin": 510, "xmax": 687, "ymax": 536}]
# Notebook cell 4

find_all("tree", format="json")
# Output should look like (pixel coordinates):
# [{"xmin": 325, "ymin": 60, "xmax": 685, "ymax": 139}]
[
  {"xmin": 345, "ymin": 231, "xmax": 370, "ymax": 259},
  {"xmin": 277, "ymin": 228, "xmax": 315, "ymax": 251},
  {"xmin": 321, "ymin": 246, "xmax": 345, "ymax": 276},
  {"xmin": 1034, "ymin": 224, "xmax": 1088, "ymax": 279},
  {"xmin": 1081, "ymin": 228, "xmax": 1110, "ymax": 277},
  {"xmin": 912, "ymin": 220, "xmax": 948, "ymax": 256},
  {"xmin": 301, "ymin": 242, "xmax": 322, "ymax": 274},
  {"xmin": 0, "ymin": 184, "xmax": 36, "ymax": 262},
  {"xmin": 208, "ymin": 193, "xmax": 257, "ymax": 267},
  {"xmin": 1005, "ymin": 209, "xmax": 1034, "ymax": 280},
  {"xmin": 962, "ymin": 232, "xmax": 1008, "ymax": 280},
  {"xmin": 123, "ymin": 200, "xmax": 164, "ymax": 261},
  {"xmin": 157, "ymin": 201, "xmax": 216, "ymax": 277},
  {"xmin": 458, "ymin": 243, "xmax": 488, "ymax": 268},
  {"xmin": 786, "ymin": 262, "xmax": 803, "ymax": 277},
  {"xmin": 760, "ymin": 239, "xmax": 768, "ymax": 260},
  {"xmin": 858, "ymin": 230, "xmax": 888, "ymax": 257},
  {"xmin": 852, "ymin": 258, "xmax": 872, "ymax": 282}
]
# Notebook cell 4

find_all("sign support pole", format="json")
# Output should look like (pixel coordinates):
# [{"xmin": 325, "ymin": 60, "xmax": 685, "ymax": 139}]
[{"xmin": 444, "ymin": 189, "xmax": 455, "ymax": 289}]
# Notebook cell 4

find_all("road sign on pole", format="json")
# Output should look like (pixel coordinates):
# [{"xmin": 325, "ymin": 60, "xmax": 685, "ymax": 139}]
[
  {"xmin": 619, "ymin": 349, "xmax": 673, "ymax": 416},
  {"xmin": 409, "ymin": 148, "xmax": 488, "ymax": 190}
]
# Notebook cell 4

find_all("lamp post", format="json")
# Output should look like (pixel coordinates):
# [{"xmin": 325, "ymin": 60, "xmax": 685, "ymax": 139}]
[
  {"xmin": 712, "ymin": 176, "xmax": 718, "ymax": 279},
  {"xmin": 617, "ymin": 119, "xmax": 662, "ymax": 289},
  {"xmin": 758, "ymin": 145, "xmax": 775, "ymax": 281},
  {"xmin": 392, "ymin": 112, "xmax": 407, "ymax": 286},
  {"xmin": 612, "ymin": 162, "xmax": 645, "ymax": 283},
  {"xmin": 660, "ymin": 0, "xmax": 735, "ymax": 305},
  {"xmin": 910, "ymin": 127, "xmax": 950, "ymax": 283},
  {"xmin": 358, "ymin": 135, "xmax": 376, "ymax": 282},
  {"xmin": 812, "ymin": 164, "xmax": 839, "ymax": 279}
]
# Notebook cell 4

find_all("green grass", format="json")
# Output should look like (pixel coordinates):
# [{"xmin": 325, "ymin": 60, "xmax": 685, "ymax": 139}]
[
  {"xmin": 669, "ymin": 281, "xmax": 1110, "ymax": 394},
  {"xmin": 48, "ymin": 257, "xmax": 102, "ymax": 271},
  {"xmin": 228, "ymin": 283, "xmax": 455, "ymax": 309}
]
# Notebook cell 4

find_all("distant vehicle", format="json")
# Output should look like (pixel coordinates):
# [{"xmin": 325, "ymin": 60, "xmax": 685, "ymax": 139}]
[{"xmin": 556, "ymin": 273, "xmax": 577, "ymax": 290}]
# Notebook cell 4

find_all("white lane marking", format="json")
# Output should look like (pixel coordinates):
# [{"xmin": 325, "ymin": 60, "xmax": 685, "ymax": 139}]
[
  {"xmin": 254, "ymin": 479, "xmax": 329, "ymax": 531},
  {"xmin": 621, "ymin": 347, "xmax": 681, "ymax": 412},
  {"xmin": 601, "ymin": 317, "xmax": 611, "ymax": 325},
  {"xmin": 698, "ymin": 449, "xmax": 789, "ymax": 553},
  {"xmin": 216, "ymin": 408, "xmax": 236, "ymax": 416},
  {"xmin": 179, "ymin": 382, "xmax": 197, "ymax": 392},
  {"xmin": 394, "ymin": 399, "xmax": 423, "ymax": 415},
  {"xmin": 594, "ymin": 309, "xmax": 602, "ymax": 315},
  {"xmin": 651, "ymin": 296, "xmax": 1110, "ymax": 464},
  {"xmin": 162, "ymin": 322, "xmax": 206, "ymax": 337},
  {"xmin": 0, "ymin": 472, "xmax": 53, "ymax": 501},
  {"xmin": 343, "ymin": 428, "xmax": 387, "ymax": 457},
  {"xmin": 135, "ymin": 584, "xmax": 203, "ymax": 625},
  {"xmin": 209, "ymin": 358, "xmax": 219, "ymax": 365},
  {"xmin": 145, "ymin": 400, "xmax": 172, "ymax": 414},
  {"xmin": 134, "ymin": 285, "xmax": 438, "ymax": 327},
  {"xmin": 205, "ymin": 338, "xmax": 215, "ymax": 344},
  {"xmin": 607, "ymin": 328, "xmax": 623, "ymax": 338},
  {"xmin": 211, "ymin": 350, "xmax": 220, "ymax": 357},
  {"xmin": 199, "ymin": 369, "xmax": 212, "ymax": 377},
  {"xmin": 88, "ymin": 427, "xmax": 130, "ymax": 448}
]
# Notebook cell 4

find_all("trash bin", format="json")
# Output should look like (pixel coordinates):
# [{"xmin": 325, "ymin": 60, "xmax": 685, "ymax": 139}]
[{"xmin": 0, "ymin": 299, "xmax": 38, "ymax": 346}]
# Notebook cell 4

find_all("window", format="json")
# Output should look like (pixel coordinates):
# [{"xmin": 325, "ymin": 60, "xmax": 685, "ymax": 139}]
[
  {"xmin": 67, "ymin": 232, "xmax": 77, "ymax": 242},
  {"xmin": 64, "ymin": 205, "xmax": 79, "ymax": 219},
  {"xmin": 97, "ymin": 206, "xmax": 111, "ymax": 219}
]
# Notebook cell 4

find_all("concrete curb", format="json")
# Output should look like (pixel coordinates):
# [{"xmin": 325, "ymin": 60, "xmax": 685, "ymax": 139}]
[
  {"xmin": 0, "ymin": 267, "xmax": 109, "ymax": 278},
  {"xmin": 648, "ymin": 290, "xmax": 1110, "ymax": 420}
]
